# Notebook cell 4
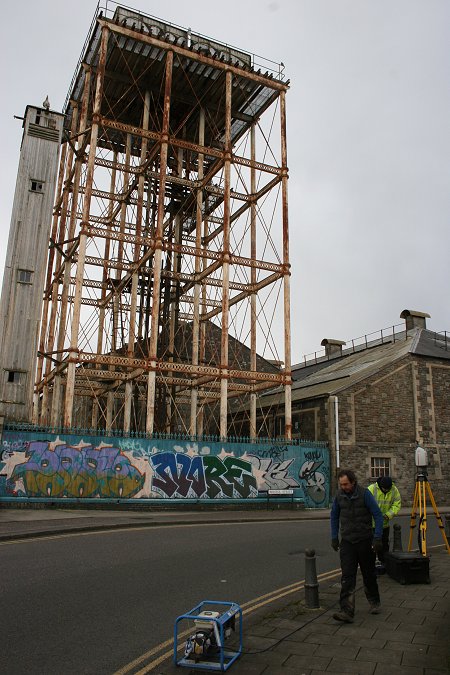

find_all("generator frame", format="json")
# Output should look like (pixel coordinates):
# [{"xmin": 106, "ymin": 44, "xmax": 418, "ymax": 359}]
[{"xmin": 174, "ymin": 600, "xmax": 242, "ymax": 671}]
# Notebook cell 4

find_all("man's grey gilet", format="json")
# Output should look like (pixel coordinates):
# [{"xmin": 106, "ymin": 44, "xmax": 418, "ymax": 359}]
[{"xmin": 337, "ymin": 485, "xmax": 373, "ymax": 543}]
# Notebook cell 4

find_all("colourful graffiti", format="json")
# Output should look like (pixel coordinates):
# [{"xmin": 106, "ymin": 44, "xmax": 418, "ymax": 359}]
[
  {"xmin": 5, "ymin": 441, "xmax": 144, "ymax": 498},
  {"xmin": 151, "ymin": 453, "xmax": 257, "ymax": 499},
  {"xmin": 0, "ymin": 431, "xmax": 330, "ymax": 506}
]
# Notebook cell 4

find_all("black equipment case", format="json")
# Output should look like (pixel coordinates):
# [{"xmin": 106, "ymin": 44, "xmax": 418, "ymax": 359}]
[{"xmin": 385, "ymin": 551, "xmax": 430, "ymax": 585}]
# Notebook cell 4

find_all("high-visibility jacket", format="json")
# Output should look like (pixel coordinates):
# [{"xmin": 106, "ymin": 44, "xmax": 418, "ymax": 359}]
[{"xmin": 367, "ymin": 482, "xmax": 401, "ymax": 528}]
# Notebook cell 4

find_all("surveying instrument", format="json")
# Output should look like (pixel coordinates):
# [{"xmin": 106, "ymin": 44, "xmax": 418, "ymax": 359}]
[{"xmin": 408, "ymin": 446, "xmax": 450, "ymax": 556}]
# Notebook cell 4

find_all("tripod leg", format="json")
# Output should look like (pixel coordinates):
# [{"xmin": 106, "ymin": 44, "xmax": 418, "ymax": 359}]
[
  {"xmin": 425, "ymin": 482, "xmax": 450, "ymax": 554},
  {"xmin": 419, "ymin": 480, "xmax": 427, "ymax": 556},
  {"xmin": 408, "ymin": 482, "xmax": 419, "ymax": 552}
]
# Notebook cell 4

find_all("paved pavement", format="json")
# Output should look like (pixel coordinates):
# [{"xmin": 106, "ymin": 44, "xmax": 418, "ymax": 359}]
[
  {"xmin": 222, "ymin": 547, "xmax": 450, "ymax": 675},
  {"xmin": 1, "ymin": 505, "xmax": 449, "ymax": 674}
]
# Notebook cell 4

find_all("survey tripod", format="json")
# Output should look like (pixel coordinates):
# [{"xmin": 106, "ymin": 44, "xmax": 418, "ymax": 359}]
[{"xmin": 408, "ymin": 467, "xmax": 450, "ymax": 557}]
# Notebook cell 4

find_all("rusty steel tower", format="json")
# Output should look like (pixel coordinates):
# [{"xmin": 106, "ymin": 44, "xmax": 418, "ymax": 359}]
[{"xmin": 34, "ymin": 3, "xmax": 292, "ymax": 439}]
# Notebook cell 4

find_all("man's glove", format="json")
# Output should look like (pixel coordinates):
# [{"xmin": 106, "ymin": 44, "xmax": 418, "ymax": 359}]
[
  {"xmin": 372, "ymin": 538, "xmax": 383, "ymax": 554},
  {"xmin": 331, "ymin": 538, "xmax": 340, "ymax": 551}
]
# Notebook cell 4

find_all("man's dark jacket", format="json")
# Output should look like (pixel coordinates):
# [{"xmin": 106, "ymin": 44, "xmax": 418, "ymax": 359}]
[{"xmin": 330, "ymin": 484, "xmax": 383, "ymax": 543}]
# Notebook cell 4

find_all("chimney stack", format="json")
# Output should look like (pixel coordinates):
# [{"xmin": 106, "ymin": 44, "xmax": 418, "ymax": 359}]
[
  {"xmin": 400, "ymin": 309, "xmax": 430, "ymax": 331},
  {"xmin": 321, "ymin": 338, "xmax": 346, "ymax": 358}
]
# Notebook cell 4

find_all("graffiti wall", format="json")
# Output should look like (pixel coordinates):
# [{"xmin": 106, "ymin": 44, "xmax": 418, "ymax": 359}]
[{"xmin": 0, "ymin": 430, "xmax": 330, "ymax": 507}]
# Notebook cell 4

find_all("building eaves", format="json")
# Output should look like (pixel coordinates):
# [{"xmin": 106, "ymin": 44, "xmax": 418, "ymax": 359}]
[
  {"xmin": 251, "ymin": 326, "xmax": 449, "ymax": 409},
  {"xmin": 290, "ymin": 334, "xmax": 415, "ymax": 402},
  {"xmin": 292, "ymin": 329, "xmax": 410, "ymax": 381}
]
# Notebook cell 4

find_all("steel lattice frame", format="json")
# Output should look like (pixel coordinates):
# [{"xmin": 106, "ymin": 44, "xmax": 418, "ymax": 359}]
[{"xmin": 33, "ymin": 4, "xmax": 292, "ymax": 439}]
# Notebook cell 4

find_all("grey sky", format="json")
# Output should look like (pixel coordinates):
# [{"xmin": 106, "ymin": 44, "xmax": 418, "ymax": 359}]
[{"xmin": 1, "ymin": 0, "xmax": 448, "ymax": 363}]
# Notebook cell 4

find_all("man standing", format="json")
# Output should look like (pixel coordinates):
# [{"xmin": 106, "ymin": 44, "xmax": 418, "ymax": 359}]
[
  {"xmin": 368, "ymin": 476, "xmax": 402, "ymax": 569},
  {"xmin": 330, "ymin": 469, "xmax": 384, "ymax": 623}
]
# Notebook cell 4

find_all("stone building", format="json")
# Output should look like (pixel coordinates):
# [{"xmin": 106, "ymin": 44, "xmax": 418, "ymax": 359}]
[{"xmin": 258, "ymin": 310, "xmax": 450, "ymax": 505}]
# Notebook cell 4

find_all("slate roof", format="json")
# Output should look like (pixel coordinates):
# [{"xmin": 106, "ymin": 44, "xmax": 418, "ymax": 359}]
[
  {"xmin": 412, "ymin": 328, "xmax": 450, "ymax": 359},
  {"xmin": 290, "ymin": 328, "xmax": 449, "ymax": 402},
  {"xmin": 259, "ymin": 327, "xmax": 449, "ymax": 405}
]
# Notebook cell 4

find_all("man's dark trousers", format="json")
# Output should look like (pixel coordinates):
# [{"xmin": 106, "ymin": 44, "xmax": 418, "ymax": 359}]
[{"xmin": 339, "ymin": 538, "xmax": 380, "ymax": 616}]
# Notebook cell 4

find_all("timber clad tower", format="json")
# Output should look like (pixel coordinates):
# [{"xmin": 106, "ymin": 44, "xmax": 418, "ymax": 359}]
[
  {"xmin": 0, "ymin": 105, "xmax": 64, "ymax": 422},
  {"xmin": 12, "ymin": 4, "xmax": 292, "ymax": 438}
]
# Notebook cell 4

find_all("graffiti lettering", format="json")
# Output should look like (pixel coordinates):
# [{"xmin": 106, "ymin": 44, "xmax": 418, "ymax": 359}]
[
  {"xmin": 304, "ymin": 450, "xmax": 323, "ymax": 461},
  {"xmin": 299, "ymin": 459, "xmax": 326, "ymax": 505},
  {"xmin": 204, "ymin": 456, "xmax": 257, "ymax": 499},
  {"xmin": 247, "ymin": 456, "xmax": 300, "ymax": 491},
  {"xmin": 203, "ymin": 456, "xmax": 233, "ymax": 498},
  {"xmin": 222, "ymin": 457, "xmax": 257, "ymax": 499},
  {"xmin": 1, "ymin": 433, "xmax": 330, "ymax": 506},
  {"xmin": 2, "ymin": 440, "xmax": 26, "ymax": 452},
  {"xmin": 8, "ymin": 441, "xmax": 144, "ymax": 499},
  {"xmin": 258, "ymin": 445, "xmax": 288, "ymax": 460},
  {"xmin": 151, "ymin": 453, "xmax": 206, "ymax": 498},
  {"xmin": 150, "ymin": 453, "xmax": 256, "ymax": 499}
]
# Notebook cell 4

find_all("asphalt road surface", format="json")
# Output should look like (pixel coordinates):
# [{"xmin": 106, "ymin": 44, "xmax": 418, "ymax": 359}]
[{"xmin": 0, "ymin": 515, "xmax": 444, "ymax": 674}]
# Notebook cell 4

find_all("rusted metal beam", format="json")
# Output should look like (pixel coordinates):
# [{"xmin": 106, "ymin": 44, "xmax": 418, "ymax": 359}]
[
  {"xmin": 64, "ymin": 25, "xmax": 110, "ymax": 427},
  {"xmin": 280, "ymin": 89, "xmax": 292, "ymax": 440}
]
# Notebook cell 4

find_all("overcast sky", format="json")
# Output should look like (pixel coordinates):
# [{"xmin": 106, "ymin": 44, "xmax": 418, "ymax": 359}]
[{"xmin": 0, "ymin": 0, "xmax": 448, "ymax": 363}]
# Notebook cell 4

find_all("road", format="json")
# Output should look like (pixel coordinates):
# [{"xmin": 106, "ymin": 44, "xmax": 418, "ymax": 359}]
[{"xmin": 0, "ymin": 515, "xmax": 444, "ymax": 674}]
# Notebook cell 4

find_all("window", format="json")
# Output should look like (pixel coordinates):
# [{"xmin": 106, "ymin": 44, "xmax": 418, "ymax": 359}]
[
  {"xmin": 6, "ymin": 371, "xmax": 22, "ymax": 384},
  {"xmin": 17, "ymin": 269, "xmax": 33, "ymax": 284},
  {"xmin": 293, "ymin": 409, "xmax": 316, "ymax": 440},
  {"xmin": 30, "ymin": 180, "xmax": 44, "ymax": 193},
  {"xmin": 371, "ymin": 457, "xmax": 391, "ymax": 479}
]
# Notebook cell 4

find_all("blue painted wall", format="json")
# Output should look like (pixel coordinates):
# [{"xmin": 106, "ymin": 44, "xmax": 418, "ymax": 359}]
[{"xmin": 0, "ymin": 429, "xmax": 330, "ymax": 508}]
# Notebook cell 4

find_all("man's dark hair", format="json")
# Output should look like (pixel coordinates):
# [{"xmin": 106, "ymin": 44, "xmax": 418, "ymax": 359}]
[{"xmin": 337, "ymin": 469, "xmax": 357, "ymax": 484}]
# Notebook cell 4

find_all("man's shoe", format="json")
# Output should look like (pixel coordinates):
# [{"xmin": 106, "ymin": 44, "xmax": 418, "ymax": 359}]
[
  {"xmin": 332, "ymin": 611, "xmax": 354, "ymax": 623},
  {"xmin": 369, "ymin": 604, "xmax": 381, "ymax": 614}
]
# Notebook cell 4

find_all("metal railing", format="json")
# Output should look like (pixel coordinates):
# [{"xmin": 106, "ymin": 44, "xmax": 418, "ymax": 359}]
[
  {"xmin": 63, "ymin": 0, "xmax": 286, "ymax": 114},
  {"xmin": 434, "ymin": 331, "xmax": 449, "ymax": 351},
  {"xmin": 2, "ymin": 423, "xmax": 325, "ymax": 447},
  {"xmin": 295, "ymin": 325, "xmax": 450, "ymax": 370},
  {"xmin": 295, "ymin": 322, "xmax": 407, "ymax": 369}
]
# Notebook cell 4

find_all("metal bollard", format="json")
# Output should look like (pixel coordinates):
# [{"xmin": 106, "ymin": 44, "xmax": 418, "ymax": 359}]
[
  {"xmin": 392, "ymin": 523, "xmax": 403, "ymax": 551},
  {"xmin": 304, "ymin": 548, "xmax": 320, "ymax": 608}
]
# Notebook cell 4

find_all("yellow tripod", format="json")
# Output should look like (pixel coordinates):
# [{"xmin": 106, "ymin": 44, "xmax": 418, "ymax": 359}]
[{"xmin": 408, "ymin": 469, "xmax": 450, "ymax": 556}]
